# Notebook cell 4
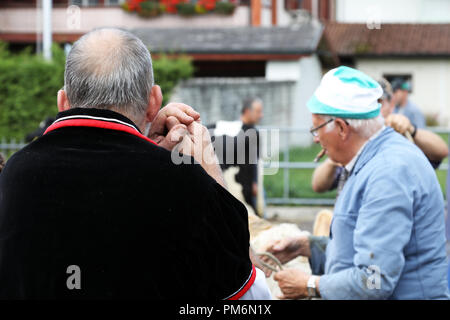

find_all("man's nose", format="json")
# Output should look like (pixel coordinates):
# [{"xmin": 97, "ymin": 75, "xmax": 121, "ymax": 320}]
[{"xmin": 313, "ymin": 136, "xmax": 320, "ymax": 144}]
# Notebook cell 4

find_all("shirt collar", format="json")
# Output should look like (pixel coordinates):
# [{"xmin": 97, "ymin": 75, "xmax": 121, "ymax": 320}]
[
  {"xmin": 55, "ymin": 108, "xmax": 141, "ymax": 133},
  {"xmin": 345, "ymin": 125, "xmax": 386, "ymax": 173}
]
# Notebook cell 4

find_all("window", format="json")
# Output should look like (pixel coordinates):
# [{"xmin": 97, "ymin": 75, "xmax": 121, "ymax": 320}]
[
  {"xmin": 70, "ymin": 0, "xmax": 99, "ymax": 6},
  {"xmin": 383, "ymin": 74, "xmax": 413, "ymax": 93},
  {"xmin": 69, "ymin": 0, "xmax": 122, "ymax": 6}
]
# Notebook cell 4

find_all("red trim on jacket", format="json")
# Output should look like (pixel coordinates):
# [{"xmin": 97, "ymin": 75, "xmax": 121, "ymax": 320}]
[
  {"xmin": 227, "ymin": 265, "xmax": 257, "ymax": 300},
  {"xmin": 44, "ymin": 118, "xmax": 158, "ymax": 146}
]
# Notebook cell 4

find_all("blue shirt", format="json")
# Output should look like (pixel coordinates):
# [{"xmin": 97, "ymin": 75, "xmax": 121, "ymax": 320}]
[
  {"xmin": 394, "ymin": 100, "xmax": 426, "ymax": 129},
  {"xmin": 318, "ymin": 127, "xmax": 450, "ymax": 299},
  {"xmin": 447, "ymin": 149, "xmax": 450, "ymax": 291}
]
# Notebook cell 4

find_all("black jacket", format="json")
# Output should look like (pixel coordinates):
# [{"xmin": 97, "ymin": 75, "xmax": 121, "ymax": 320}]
[{"xmin": 0, "ymin": 108, "xmax": 253, "ymax": 299}]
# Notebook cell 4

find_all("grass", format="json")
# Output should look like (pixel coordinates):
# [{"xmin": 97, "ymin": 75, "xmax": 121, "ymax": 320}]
[{"xmin": 264, "ymin": 133, "xmax": 449, "ymax": 201}]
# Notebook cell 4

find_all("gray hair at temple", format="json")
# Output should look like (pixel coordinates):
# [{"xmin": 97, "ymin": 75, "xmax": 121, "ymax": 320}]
[
  {"xmin": 322, "ymin": 115, "xmax": 384, "ymax": 139},
  {"xmin": 241, "ymin": 97, "xmax": 262, "ymax": 115},
  {"xmin": 64, "ymin": 28, "xmax": 154, "ymax": 121}
]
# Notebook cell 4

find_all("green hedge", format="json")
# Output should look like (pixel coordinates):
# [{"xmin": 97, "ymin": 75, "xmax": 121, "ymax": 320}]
[
  {"xmin": 0, "ymin": 42, "xmax": 193, "ymax": 140},
  {"xmin": 0, "ymin": 43, "xmax": 65, "ymax": 140},
  {"xmin": 153, "ymin": 54, "xmax": 194, "ymax": 106}
]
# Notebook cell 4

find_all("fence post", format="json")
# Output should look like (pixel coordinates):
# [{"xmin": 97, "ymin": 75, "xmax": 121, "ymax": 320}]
[{"xmin": 283, "ymin": 131, "xmax": 290, "ymax": 200}]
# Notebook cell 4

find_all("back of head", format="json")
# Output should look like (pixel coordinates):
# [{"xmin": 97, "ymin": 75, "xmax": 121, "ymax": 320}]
[
  {"xmin": 65, "ymin": 28, "xmax": 154, "ymax": 121},
  {"xmin": 378, "ymin": 77, "xmax": 393, "ymax": 101},
  {"xmin": 241, "ymin": 97, "xmax": 256, "ymax": 116},
  {"xmin": 391, "ymin": 78, "xmax": 411, "ymax": 93},
  {"xmin": 241, "ymin": 97, "xmax": 263, "ymax": 125}
]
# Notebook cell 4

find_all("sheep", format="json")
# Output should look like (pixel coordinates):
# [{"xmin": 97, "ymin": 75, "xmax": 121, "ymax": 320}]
[{"xmin": 223, "ymin": 166, "xmax": 312, "ymax": 299}]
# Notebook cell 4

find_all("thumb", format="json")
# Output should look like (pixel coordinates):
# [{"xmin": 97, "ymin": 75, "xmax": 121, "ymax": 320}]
[
  {"xmin": 159, "ymin": 124, "xmax": 187, "ymax": 151},
  {"xmin": 273, "ymin": 238, "xmax": 289, "ymax": 251},
  {"xmin": 273, "ymin": 270, "xmax": 285, "ymax": 282}
]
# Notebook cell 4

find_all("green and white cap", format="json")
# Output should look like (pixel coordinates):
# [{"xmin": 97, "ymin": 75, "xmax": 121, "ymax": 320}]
[{"xmin": 307, "ymin": 66, "xmax": 383, "ymax": 119}]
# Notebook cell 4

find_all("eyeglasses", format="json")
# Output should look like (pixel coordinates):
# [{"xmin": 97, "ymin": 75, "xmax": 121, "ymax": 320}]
[{"xmin": 310, "ymin": 118, "xmax": 335, "ymax": 137}]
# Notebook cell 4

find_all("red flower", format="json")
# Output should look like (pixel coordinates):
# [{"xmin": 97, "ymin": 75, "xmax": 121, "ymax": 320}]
[
  {"xmin": 127, "ymin": 0, "xmax": 145, "ymax": 11},
  {"xmin": 198, "ymin": 0, "xmax": 216, "ymax": 11}
]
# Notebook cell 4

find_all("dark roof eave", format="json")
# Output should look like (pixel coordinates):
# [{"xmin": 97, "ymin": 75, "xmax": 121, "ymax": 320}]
[
  {"xmin": 150, "ymin": 49, "xmax": 315, "ymax": 55},
  {"xmin": 339, "ymin": 53, "xmax": 450, "ymax": 59}
]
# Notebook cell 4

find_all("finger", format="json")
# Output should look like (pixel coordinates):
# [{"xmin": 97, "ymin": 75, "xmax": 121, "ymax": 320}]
[
  {"xmin": 151, "ymin": 106, "xmax": 196, "ymax": 135},
  {"xmin": 273, "ymin": 271, "xmax": 284, "ymax": 282},
  {"xmin": 159, "ymin": 124, "xmax": 187, "ymax": 151},
  {"xmin": 264, "ymin": 239, "xmax": 281, "ymax": 252},
  {"xmin": 273, "ymin": 239, "xmax": 289, "ymax": 251},
  {"xmin": 186, "ymin": 121, "xmax": 204, "ymax": 138},
  {"xmin": 164, "ymin": 103, "xmax": 200, "ymax": 121},
  {"xmin": 166, "ymin": 116, "xmax": 180, "ymax": 132}
]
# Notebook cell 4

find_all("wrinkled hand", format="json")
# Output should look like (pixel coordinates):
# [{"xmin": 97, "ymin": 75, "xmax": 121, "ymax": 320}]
[
  {"xmin": 148, "ymin": 103, "xmax": 200, "ymax": 150},
  {"xmin": 175, "ymin": 121, "xmax": 225, "ymax": 186},
  {"xmin": 385, "ymin": 114, "xmax": 414, "ymax": 135},
  {"xmin": 176, "ymin": 121, "xmax": 217, "ymax": 166},
  {"xmin": 274, "ymin": 269, "xmax": 310, "ymax": 300},
  {"xmin": 264, "ymin": 235, "xmax": 310, "ymax": 263}
]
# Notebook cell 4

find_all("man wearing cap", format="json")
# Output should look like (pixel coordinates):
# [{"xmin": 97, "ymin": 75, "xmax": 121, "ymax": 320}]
[
  {"xmin": 391, "ymin": 78, "xmax": 426, "ymax": 130},
  {"xmin": 271, "ymin": 66, "xmax": 449, "ymax": 299},
  {"xmin": 311, "ymin": 77, "xmax": 448, "ymax": 194}
]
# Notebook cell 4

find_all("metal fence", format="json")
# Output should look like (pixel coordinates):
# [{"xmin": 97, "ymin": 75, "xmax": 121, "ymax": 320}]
[
  {"xmin": 260, "ymin": 127, "xmax": 450, "ymax": 206},
  {"xmin": 0, "ymin": 138, "xmax": 26, "ymax": 158},
  {"xmin": 1, "ymin": 127, "xmax": 449, "ymax": 207}
]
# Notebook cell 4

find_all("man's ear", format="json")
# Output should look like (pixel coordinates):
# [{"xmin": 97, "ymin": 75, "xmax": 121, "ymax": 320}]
[
  {"xmin": 146, "ymin": 85, "xmax": 163, "ymax": 123},
  {"xmin": 335, "ymin": 118, "xmax": 350, "ymax": 140},
  {"xmin": 57, "ymin": 90, "xmax": 71, "ymax": 112}
]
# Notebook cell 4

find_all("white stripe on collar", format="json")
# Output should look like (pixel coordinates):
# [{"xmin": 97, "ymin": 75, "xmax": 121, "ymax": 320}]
[{"xmin": 54, "ymin": 114, "xmax": 140, "ymax": 133}]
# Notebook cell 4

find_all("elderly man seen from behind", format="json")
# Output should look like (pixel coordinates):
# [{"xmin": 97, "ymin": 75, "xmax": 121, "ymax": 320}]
[
  {"xmin": 0, "ymin": 28, "xmax": 271, "ymax": 300},
  {"xmin": 269, "ymin": 66, "xmax": 450, "ymax": 300}
]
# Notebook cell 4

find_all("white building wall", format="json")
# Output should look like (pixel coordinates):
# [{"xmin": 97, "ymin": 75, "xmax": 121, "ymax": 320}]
[
  {"xmin": 356, "ymin": 58, "xmax": 450, "ymax": 126},
  {"xmin": 260, "ymin": 0, "xmax": 296, "ymax": 27},
  {"xmin": 336, "ymin": 0, "xmax": 450, "ymax": 24},
  {"xmin": 266, "ymin": 54, "xmax": 322, "ymax": 146},
  {"xmin": 0, "ymin": 6, "xmax": 251, "ymax": 34}
]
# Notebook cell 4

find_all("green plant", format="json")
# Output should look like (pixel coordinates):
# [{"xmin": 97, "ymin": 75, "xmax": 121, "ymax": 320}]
[
  {"xmin": 0, "ymin": 43, "xmax": 194, "ymax": 140},
  {"xmin": 176, "ymin": 2, "xmax": 197, "ymax": 16},
  {"xmin": 214, "ymin": 1, "xmax": 236, "ymax": 15},
  {"xmin": 138, "ymin": 0, "xmax": 162, "ymax": 17},
  {"xmin": 152, "ymin": 54, "xmax": 194, "ymax": 106},
  {"xmin": 0, "ymin": 42, "xmax": 65, "ymax": 140},
  {"xmin": 425, "ymin": 113, "xmax": 439, "ymax": 127}
]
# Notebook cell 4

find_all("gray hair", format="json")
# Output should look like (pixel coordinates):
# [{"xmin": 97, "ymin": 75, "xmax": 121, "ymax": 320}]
[
  {"xmin": 64, "ymin": 28, "xmax": 154, "ymax": 120},
  {"xmin": 323, "ymin": 115, "xmax": 384, "ymax": 139}
]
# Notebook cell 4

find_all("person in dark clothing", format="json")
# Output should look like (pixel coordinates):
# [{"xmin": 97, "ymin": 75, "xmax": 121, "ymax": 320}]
[
  {"xmin": 0, "ymin": 28, "xmax": 271, "ymax": 300},
  {"xmin": 208, "ymin": 98, "xmax": 264, "ymax": 214},
  {"xmin": 25, "ymin": 116, "xmax": 55, "ymax": 143},
  {"xmin": 237, "ymin": 98, "xmax": 263, "ymax": 213}
]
